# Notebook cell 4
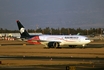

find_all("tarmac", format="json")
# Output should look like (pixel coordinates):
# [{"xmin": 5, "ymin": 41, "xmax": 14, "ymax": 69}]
[{"xmin": 0, "ymin": 40, "xmax": 104, "ymax": 70}]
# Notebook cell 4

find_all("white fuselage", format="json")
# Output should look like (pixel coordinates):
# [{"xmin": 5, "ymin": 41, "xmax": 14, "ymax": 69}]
[{"xmin": 30, "ymin": 35, "xmax": 91, "ymax": 47}]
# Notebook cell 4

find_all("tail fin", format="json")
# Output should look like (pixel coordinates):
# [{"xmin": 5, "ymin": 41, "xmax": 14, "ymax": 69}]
[{"xmin": 16, "ymin": 20, "xmax": 30, "ymax": 39}]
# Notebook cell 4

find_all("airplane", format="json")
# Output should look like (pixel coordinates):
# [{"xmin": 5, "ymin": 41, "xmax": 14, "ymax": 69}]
[{"xmin": 16, "ymin": 20, "xmax": 91, "ymax": 48}]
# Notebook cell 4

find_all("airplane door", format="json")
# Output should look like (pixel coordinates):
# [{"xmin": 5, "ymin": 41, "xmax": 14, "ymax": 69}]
[{"xmin": 78, "ymin": 37, "xmax": 81, "ymax": 42}]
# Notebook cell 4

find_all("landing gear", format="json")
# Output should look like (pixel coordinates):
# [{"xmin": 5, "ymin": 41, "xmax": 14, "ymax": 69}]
[
  {"xmin": 82, "ymin": 44, "xmax": 85, "ymax": 49},
  {"xmin": 53, "ymin": 42, "xmax": 60, "ymax": 48},
  {"xmin": 47, "ymin": 42, "xmax": 60, "ymax": 48}
]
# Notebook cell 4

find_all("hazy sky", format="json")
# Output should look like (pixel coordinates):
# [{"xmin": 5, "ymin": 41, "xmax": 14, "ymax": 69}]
[{"xmin": 0, "ymin": 0, "xmax": 104, "ymax": 30}]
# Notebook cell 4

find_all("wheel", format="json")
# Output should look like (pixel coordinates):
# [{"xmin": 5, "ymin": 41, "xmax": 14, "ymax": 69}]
[
  {"xmin": 47, "ymin": 42, "xmax": 60, "ymax": 48},
  {"xmin": 53, "ymin": 42, "xmax": 60, "ymax": 48}
]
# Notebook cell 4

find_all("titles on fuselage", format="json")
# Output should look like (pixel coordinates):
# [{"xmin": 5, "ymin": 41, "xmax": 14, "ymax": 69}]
[{"xmin": 65, "ymin": 37, "xmax": 79, "ymax": 39}]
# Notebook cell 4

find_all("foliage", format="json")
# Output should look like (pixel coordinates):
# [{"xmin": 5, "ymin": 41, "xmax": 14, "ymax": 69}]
[{"xmin": 0, "ymin": 27, "xmax": 104, "ymax": 35}]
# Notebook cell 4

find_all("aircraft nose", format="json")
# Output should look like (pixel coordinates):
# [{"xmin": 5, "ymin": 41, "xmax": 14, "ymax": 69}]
[{"xmin": 87, "ymin": 40, "xmax": 91, "ymax": 43}]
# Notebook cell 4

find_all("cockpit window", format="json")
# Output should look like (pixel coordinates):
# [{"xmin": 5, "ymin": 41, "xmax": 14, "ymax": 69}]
[{"xmin": 85, "ymin": 38, "xmax": 90, "ymax": 40}]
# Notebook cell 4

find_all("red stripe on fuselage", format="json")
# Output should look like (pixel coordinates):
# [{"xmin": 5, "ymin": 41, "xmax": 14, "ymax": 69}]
[
  {"xmin": 30, "ymin": 36, "xmax": 40, "ymax": 40},
  {"xmin": 27, "ymin": 36, "xmax": 41, "ymax": 44}
]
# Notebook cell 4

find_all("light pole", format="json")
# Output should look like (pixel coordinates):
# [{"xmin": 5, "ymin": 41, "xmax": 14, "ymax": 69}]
[
  {"xmin": 86, "ymin": 29, "xmax": 88, "ymax": 35},
  {"xmin": 68, "ymin": 28, "xmax": 70, "ymax": 35}
]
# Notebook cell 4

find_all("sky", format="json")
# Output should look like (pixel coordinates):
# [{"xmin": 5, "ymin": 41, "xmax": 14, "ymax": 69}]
[{"xmin": 0, "ymin": 0, "xmax": 104, "ymax": 30}]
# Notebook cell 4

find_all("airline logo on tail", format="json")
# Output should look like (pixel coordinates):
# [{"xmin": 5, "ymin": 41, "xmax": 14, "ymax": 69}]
[{"xmin": 20, "ymin": 28, "xmax": 25, "ymax": 34}]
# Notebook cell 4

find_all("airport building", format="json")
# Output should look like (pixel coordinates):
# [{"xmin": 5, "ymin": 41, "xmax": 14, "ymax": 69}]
[{"xmin": 0, "ymin": 33, "xmax": 42, "ymax": 40}]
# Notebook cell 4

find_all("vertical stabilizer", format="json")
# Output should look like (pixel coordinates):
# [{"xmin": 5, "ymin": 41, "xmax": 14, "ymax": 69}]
[{"xmin": 16, "ymin": 20, "xmax": 30, "ymax": 39}]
